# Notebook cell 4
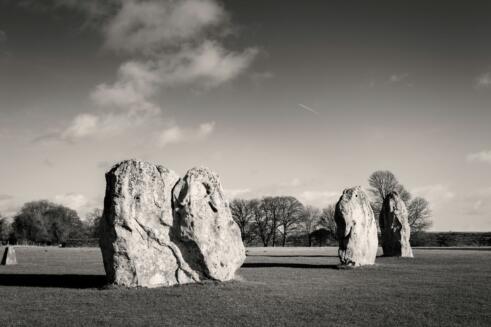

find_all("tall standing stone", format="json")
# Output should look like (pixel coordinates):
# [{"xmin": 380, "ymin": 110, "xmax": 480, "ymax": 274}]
[
  {"xmin": 1, "ymin": 246, "xmax": 17, "ymax": 265},
  {"xmin": 379, "ymin": 191, "xmax": 413, "ymax": 257},
  {"xmin": 173, "ymin": 167, "xmax": 246, "ymax": 281},
  {"xmin": 99, "ymin": 160, "xmax": 245, "ymax": 288},
  {"xmin": 335, "ymin": 186, "xmax": 378, "ymax": 266}
]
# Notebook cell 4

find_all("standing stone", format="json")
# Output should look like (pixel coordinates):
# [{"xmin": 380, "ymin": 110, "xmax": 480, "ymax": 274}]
[
  {"xmin": 99, "ymin": 160, "xmax": 245, "ymax": 288},
  {"xmin": 100, "ymin": 160, "xmax": 200, "ymax": 288},
  {"xmin": 379, "ymin": 191, "xmax": 413, "ymax": 257},
  {"xmin": 173, "ymin": 167, "xmax": 246, "ymax": 281},
  {"xmin": 335, "ymin": 186, "xmax": 378, "ymax": 266},
  {"xmin": 1, "ymin": 246, "xmax": 17, "ymax": 265}
]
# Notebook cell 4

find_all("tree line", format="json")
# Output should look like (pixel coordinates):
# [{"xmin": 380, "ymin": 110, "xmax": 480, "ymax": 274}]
[
  {"xmin": 0, "ymin": 170, "xmax": 432, "ymax": 246},
  {"xmin": 0, "ymin": 201, "xmax": 102, "ymax": 245},
  {"xmin": 230, "ymin": 196, "xmax": 338, "ymax": 247},
  {"xmin": 231, "ymin": 170, "xmax": 432, "ymax": 246}
]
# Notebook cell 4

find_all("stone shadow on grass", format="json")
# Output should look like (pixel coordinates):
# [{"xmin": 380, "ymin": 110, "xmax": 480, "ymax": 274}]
[
  {"xmin": 0, "ymin": 274, "xmax": 107, "ymax": 289},
  {"xmin": 242, "ymin": 262, "xmax": 339, "ymax": 269}
]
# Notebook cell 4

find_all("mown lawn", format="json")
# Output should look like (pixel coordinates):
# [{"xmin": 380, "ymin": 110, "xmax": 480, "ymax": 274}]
[{"xmin": 0, "ymin": 246, "xmax": 490, "ymax": 327}]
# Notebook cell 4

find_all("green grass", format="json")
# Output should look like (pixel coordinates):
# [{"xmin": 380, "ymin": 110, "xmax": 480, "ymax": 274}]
[{"xmin": 0, "ymin": 246, "xmax": 490, "ymax": 327}]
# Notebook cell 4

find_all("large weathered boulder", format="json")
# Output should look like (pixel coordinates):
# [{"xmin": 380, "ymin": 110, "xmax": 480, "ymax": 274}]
[
  {"xmin": 173, "ymin": 167, "xmax": 246, "ymax": 281},
  {"xmin": 100, "ymin": 160, "xmax": 196, "ymax": 287},
  {"xmin": 1, "ymin": 246, "xmax": 17, "ymax": 265},
  {"xmin": 379, "ymin": 191, "xmax": 413, "ymax": 257},
  {"xmin": 335, "ymin": 186, "xmax": 378, "ymax": 266},
  {"xmin": 99, "ymin": 160, "xmax": 245, "ymax": 288}
]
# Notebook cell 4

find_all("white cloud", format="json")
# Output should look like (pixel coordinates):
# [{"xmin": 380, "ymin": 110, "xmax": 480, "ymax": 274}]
[
  {"xmin": 0, "ymin": 194, "xmax": 13, "ymax": 201},
  {"xmin": 104, "ymin": 0, "xmax": 227, "ymax": 54},
  {"xmin": 20, "ymin": 0, "xmax": 117, "ymax": 18},
  {"xmin": 0, "ymin": 195, "xmax": 24, "ymax": 219},
  {"xmin": 298, "ymin": 104, "xmax": 319, "ymax": 115},
  {"xmin": 35, "ymin": 0, "xmax": 256, "ymax": 143},
  {"xmin": 53, "ymin": 193, "xmax": 99, "ymax": 219},
  {"xmin": 155, "ymin": 41, "xmax": 258, "ymax": 89},
  {"xmin": 468, "ymin": 199, "xmax": 484, "ymax": 216},
  {"xmin": 0, "ymin": 201, "xmax": 20, "ymax": 219},
  {"xmin": 389, "ymin": 73, "xmax": 409, "ymax": 83},
  {"xmin": 461, "ymin": 187, "xmax": 491, "ymax": 217},
  {"xmin": 280, "ymin": 178, "xmax": 302, "ymax": 187},
  {"xmin": 412, "ymin": 184, "xmax": 455, "ymax": 208},
  {"xmin": 198, "ymin": 121, "xmax": 215, "ymax": 136},
  {"xmin": 54, "ymin": 193, "xmax": 88, "ymax": 211},
  {"xmin": 90, "ymin": 60, "xmax": 161, "ymax": 114},
  {"xmin": 298, "ymin": 190, "xmax": 340, "ymax": 207},
  {"xmin": 250, "ymin": 71, "xmax": 274, "ymax": 84},
  {"xmin": 159, "ymin": 125, "xmax": 184, "ymax": 147},
  {"xmin": 158, "ymin": 121, "xmax": 216, "ymax": 147},
  {"xmin": 466, "ymin": 150, "xmax": 491, "ymax": 164},
  {"xmin": 225, "ymin": 188, "xmax": 252, "ymax": 199},
  {"xmin": 475, "ymin": 72, "xmax": 491, "ymax": 89},
  {"xmin": 61, "ymin": 113, "xmax": 99, "ymax": 141}
]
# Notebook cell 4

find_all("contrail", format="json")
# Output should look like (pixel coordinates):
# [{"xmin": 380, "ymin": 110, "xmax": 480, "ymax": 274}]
[{"xmin": 298, "ymin": 103, "xmax": 319, "ymax": 115}]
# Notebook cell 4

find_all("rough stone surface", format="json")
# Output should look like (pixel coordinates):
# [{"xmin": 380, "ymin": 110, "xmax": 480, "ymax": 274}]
[
  {"xmin": 379, "ymin": 191, "xmax": 413, "ymax": 257},
  {"xmin": 1, "ymin": 246, "xmax": 17, "ymax": 265},
  {"xmin": 335, "ymin": 186, "xmax": 378, "ymax": 266},
  {"xmin": 173, "ymin": 167, "xmax": 246, "ymax": 281},
  {"xmin": 100, "ymin": 160, "xmax": 245, "ymax": 288}
]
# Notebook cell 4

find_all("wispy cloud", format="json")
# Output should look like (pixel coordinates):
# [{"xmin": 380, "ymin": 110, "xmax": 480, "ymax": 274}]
[
  {"xmin": 158, "ymin": 121, "xmax": 216, "ymax": 147},
  {"xmin": 250, "ymin": 71, "xmax": 274, "ymax": 84},
  {"xmin": 198, "ymin": 121, "xmax": 215, "ymax": 137},
  {"xmin": 53, "ymin": 192, "xmax": 101, "ymax": 219},
  {"xmin": 225, "ymin": 188, "xmax": 252, "ymax": 199},
  {"xmin": 103, "ymin": 0, "xmax": 227, "ymax": 54},
  {"xmin": 298, "ymin": 103, "xmax": 319, "ymax": 115},
  {"xmin": 412, "ymin": 184, "xmax": 455, "ymax": 208},
  {"xmin": 466, "ymin": 150, "xmax": 491, "ymax": 164},
  {"xmin": 0, "ymin": 194, "xmax": 13, "ymax": 201},
  {"xmin": 280, "ymin": 178, "xmax": 302, "ymax": 187},
  {"xmin": 61, "ymin": 113, "xmax": 100, "ymax": 141},
  {"xmin": 28, "ymin": 0, "xmax": 257, "ymax": 144},
  {"xmin": 43, "ymin": 159, "xmax": 54, "ymax": 167},
  {"xmin": 461, "ymin": 187, "xmax": 491, "ymax": 216},
  {"xmin": 0, "ymin": 30, "xmax": 8, "ymax": 59},
  {"xmin": 0, "ymin": 30, "xmax": 6, "ymax": 42},
  {"xmin": 158, "ymin": 126, "xmax": 183, "ymax": 147},
  {"xmin": 298, "ymin": 190, "xmax": 340, "ymax": 207},
  {"xmin": 388, "ymin": 73, "xmax": 409, "ymax": 84},
  {"xmin": 475, "ymin": 72, "xmax": 491, "ymax": 89}
]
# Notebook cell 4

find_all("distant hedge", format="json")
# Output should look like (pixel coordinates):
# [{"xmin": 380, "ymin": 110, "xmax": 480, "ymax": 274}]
[
  {"xmin": 246, "ymin": 231, "xmax": 491, "ymax": 247},
  {"xmin": 410, "ymin": 232, "xmax": 491, "ymax": 247},
  {"xmin": 64, "ymin": 238, "xmax": 100, "ymax": 247}
]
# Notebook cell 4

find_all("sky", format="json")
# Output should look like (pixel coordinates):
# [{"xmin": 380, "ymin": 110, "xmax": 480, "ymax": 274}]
[{"xmin": 0, "ymin": 0, "xmax": 490, "ymax": 231}]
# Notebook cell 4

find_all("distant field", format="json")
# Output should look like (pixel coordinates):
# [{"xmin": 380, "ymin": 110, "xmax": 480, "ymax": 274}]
[{"xmin": 0, "ymin": 246, "xmax": 490, "ymax": 327}]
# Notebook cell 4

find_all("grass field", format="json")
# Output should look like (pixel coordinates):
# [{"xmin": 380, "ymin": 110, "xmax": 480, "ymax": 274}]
[{"xmin": 0, "ymin": 246, "xmax": 490, "ymax": 327}]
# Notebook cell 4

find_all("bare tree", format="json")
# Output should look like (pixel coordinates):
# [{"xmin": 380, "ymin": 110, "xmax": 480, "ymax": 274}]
[
  {"xmin": 230, "ymin": 199, "xmax": 255, "ymax": 244},
  {"xmin": 276, "ymin": 196, "xmax": 304, "ymax": 246},
  {"xmin": 261, "ymin": 197, "xmax": 283, "ymax": 247},
  {"xmin": 368, "ymin": 170, "xmax": 411, "ymax": 216},
  {"xmin": 318, "ymin": 204, "xmax": 337, "ymax": 236},
  {"xmin": 368, "ymin": 170, "xmax": 432, "ymax": 233},
  {"xmin": 85, "ymin": 208, "xmax": 103, "ymax": 238},
  {"xmin": 250, "ymin": 199, "xmax": 273, "ymax": 247},
  {"xmin": 300, "ymin": 205, "xmax": 321, "ymax": 246},
  {"xmin": 407, "ymin": 197, "xmax": 432, "ymax": 233}
]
